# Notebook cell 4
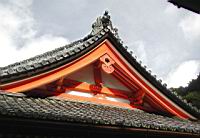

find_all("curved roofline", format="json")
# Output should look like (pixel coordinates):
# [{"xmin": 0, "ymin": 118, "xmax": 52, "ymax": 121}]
[{"xmin": 0, "ymin": 11, "xmax": 199, "ymax": 119}]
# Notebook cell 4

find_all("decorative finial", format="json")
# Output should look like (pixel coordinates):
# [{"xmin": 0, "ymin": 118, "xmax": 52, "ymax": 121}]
[
  {"xmin": 101, "ymin": 11, "xmax": 111, "ymax": 28},
  {"xmin": 90, "ymin": 11, "xmax": 120, "ymax": 40}
]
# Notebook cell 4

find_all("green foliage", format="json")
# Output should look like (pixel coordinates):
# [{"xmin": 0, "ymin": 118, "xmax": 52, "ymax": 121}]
[
  {"xmin": 172, "ymin": 73, "xmax": 200, "ymax": 109},
  {"xmin": 184, "ymin": 91, "xmax": 200, "ymax": 101},
  {"xmin": 184, "ymin": 91, "xmax": 200, "ymax": 109}
]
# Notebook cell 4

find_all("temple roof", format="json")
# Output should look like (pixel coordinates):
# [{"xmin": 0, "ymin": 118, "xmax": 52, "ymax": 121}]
[
  {"xmin": 169, "ymin": 0, "xmax": 200, "ymax": 14},
  {"xmin": 0, "ymin": 91, "xmax": 199, "ymax": 135},
  {"xmin": 0, "ymin": 11, "xmax": 199, "ymax": 120}
]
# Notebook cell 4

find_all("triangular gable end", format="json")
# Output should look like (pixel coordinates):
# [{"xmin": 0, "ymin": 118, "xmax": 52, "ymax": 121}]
[
  {"xmin": 0, "ymin": 39, "xmax": 196, "ymax": 120},
  {"xmin": 0, "ymin": 11, "xmax": 199, "ymax": 120}
]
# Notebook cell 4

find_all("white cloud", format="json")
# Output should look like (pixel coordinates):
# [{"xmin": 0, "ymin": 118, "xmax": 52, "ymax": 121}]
[
  {"xmin": 164, "ymin": 4, "xmax": 179, "ymax": 15},
  {"xmin": 166, "ymin": 60, "xmax": 200, "ymax": 88},
  {"xmin": 179, "ymin": 14, "xmax": 200, "ymax": 41},
  {"xmin": 21, "ymin": 35, "xmax": 68, "ymax": 58},
  {"xmin": 130, "ymin": 40, "xmax": 147, "ymax": 64},
  {"xmin": 0, "ymin": 0, "xmax": 68, "ymax": 67}
]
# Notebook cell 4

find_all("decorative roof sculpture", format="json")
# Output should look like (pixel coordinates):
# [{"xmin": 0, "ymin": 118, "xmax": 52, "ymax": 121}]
[
  {"xmin": 0, "ymin": 11, "xmax": 199, "ymax": 137},
  {"xmin": 91, "ymin": 11, "xmax": 120, "ymax": 41}
]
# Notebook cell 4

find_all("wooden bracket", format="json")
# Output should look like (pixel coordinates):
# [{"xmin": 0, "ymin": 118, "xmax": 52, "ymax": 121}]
[
  {"xmin": 56, "ymin": 77, "xmax": 65, "ymax": 93},
  {"xmin": 90, "ymin": 84, "xmax": 102, "ymax": 94},
  {"xmin": 129, "ymin": 90, "xmax": 145, "ymax": 105},
  {"xmin": 93, "ymin": 62, "xmax": 103, "ymax": 86}
]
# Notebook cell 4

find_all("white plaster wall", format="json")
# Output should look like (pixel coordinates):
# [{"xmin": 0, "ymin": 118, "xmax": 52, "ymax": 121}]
[
  {"xmin": 101, "ymin": 70, "xmax": 130, "ymax": 91},
  {"xmin": 66, "ymin": 64, "xmax": 94, "ymax": 84},
  {"xmin": 66, "ymin": 91, "xmax": 94, "ymax": 97},
  {"xmin": 105, "ymin": 96, "xmax": 130, "ymax": 104}
]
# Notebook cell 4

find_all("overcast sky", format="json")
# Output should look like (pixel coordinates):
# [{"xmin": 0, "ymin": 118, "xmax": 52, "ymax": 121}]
[{"xmin": 0, "ymin": 0, "xmax": 200, "ymax": 88}]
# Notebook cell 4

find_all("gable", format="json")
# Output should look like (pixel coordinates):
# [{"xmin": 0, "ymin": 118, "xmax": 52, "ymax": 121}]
[
  {"xmin": 101, "ymin": 68, "xmax": 130, "ymax": 91},
  {"xmin": 0, "ymin": 11, "xmax": 199, "ymax": 120},
  {"xmin": 1, "ymin": 38, "xmax": 198, "ymax": 120},
  {"xmin": 66, "ymin": 64, "xmax": 94, "ymax": 84}
]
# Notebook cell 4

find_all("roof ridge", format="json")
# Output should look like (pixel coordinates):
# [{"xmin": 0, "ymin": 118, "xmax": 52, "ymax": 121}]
[
  {"xmin": 90, "ymin": 11, "xmax": 121, "ymax": 42},
  {"xmin": 0, "ymin": 11, "xmax": 115, "ymax": 72},
  {"xmin": 0, "ymin": 11, "xmax": 199, "ymax": 118}
]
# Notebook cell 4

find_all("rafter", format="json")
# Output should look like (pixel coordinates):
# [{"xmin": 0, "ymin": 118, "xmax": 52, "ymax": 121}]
[
  {"xmin": 63, "ymin": 78, "xmax": 131, "ymax": 99},
  {"xmin": 1, "ymin": 40, "xmax": 196, "ymax": 120}
]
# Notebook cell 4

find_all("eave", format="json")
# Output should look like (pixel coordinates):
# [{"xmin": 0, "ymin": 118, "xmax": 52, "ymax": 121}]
[
  {"xmin": 0, "ymin": 28, "xmax": 199, "ymax": 120},
  {"xmin": 0, "ymin": 91, "xmax": 199, "ymax": 136},
  {"xmin": 0, "ymin": 116, "xmax": 199, "ymax": 138},
  {"xmin": 169, "ymin": 0, "xmax": 200, "ymax": 14},
  {"xmin": 0, "ymin": 12, "xmax": 199, "ymax": 120}
]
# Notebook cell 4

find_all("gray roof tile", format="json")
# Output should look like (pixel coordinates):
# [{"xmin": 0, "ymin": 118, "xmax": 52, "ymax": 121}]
[
  {"xmin": 0, "ymin": 12, "xmax": 199, "ymax": 120},
  {"xmin": 0, "ymin": 91, "xmax": 199, "ymax": 134}
]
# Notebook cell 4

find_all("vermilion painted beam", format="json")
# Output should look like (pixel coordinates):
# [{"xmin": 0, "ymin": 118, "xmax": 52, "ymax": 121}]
[
  {"xmin": 55, "ymin": 93, "xmax": 133, "ymax": 109},
  {"xmin": 144, "ymin": 94, "xmax": 169, "ymax": 114},
  {"xmin": 1, "ymin": 39, "xmax": 195, "ymax": 120},
  {"xmin": 93, "ymin": 62, "xmax": 102, "ymax": 86},
  {"xmin": 104, "ymin": 41, "xmax": 194, "ymax": 119},
  {"xmin": 26, "ymin": 88, "xmax": 134, "ymax": 109},
  {"xmin": 1, "ymin": 41, "xmax": 107, "ymax": 91},
  {"xmin": 98, "ymin": 54, "xmax": 144, "ymax": 104},
  {"xmin": 113, "ymin": 69, "xmax": 140, "ymax": 94},
  {"xmin": 63, "ymin": 79, "xmax": 131, "ymax": 99},
  {"xmin": 112, "ymin": 67, "xmax": 144, "ymax": 105}
]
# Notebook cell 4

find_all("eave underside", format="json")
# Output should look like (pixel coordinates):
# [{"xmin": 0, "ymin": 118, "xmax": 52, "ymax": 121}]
[
  {"xmin": 1, "ymin": 39, "xmax": 197, "ymax": 120},
  {"xmin": 169, "ymin": 0, "xmax": 200, "ymax": 14},
  {"xmin": 0, "ymin": 28, "xmax": 199, "ymax": 120}
]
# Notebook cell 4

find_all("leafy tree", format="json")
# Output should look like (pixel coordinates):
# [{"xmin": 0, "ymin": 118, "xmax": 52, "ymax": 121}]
[
  {"xmin": 184, "ymin": 91, "xmax": 200, "ymax": 109},
  {"xmin": 171, "ymin": 73, "xmax": 200, "ymax": 109}
]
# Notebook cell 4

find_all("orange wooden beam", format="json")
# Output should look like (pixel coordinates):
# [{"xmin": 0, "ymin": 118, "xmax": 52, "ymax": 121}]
[
  {"xmin": 26, "ymin": 87, "xmax": 134, "ymax": 109},
  {"xmin": 1, "ymin": 39, "xmax": 195, "ymax": 120},
  {"xmin": 63, "ymin": 79, "xmax": 131, "ymax": 99},
  {"xmin": 93, "ymin": 62, "xmax": 102, "ymax": 86},
  {"xmin": 55, "ymin": 93, "xmax": 133, "ymax": 109},
  {"xmin": 113, "ymin": 69, "xmax": 140, "ymax": 94},
  {"xmin": 1, "ymin": 41, "xmax": 107, "ymax": 92},
  {"xmin": 144, "ymin": 94, "xmax": 170, "ymax": 114},
  {"xmin": 104, "ymin": 40, "xmax": 194, "ymax": 119}
]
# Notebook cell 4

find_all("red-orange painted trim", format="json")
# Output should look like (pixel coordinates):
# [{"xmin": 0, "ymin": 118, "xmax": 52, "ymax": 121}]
[
  {"xmin": 53, "ymin": 93, "xmax": 133, "ymax": 109},
  {"xmin": 1, "ymin": 41, "xmax": 107, "ymax": 91},
  {"xmin": 104, "ymin": 41, "xmax": 193, "ymax": 119},
  {"xmin": 93, "ymin": 62, "xmax": 102, "ymax": 86},
  {"xmin": 63, "ymin": 79, "xmax": 131, "ymax": 99},
  {"xmin": 1, "ymin": 39, "xmax": 195, "ymax": 119},
  {"xmin": 144, "ymin": 94, "xmax": 170, "ymax": 114}
]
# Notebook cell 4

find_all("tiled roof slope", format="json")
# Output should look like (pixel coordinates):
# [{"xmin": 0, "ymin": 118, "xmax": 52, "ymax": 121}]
[
  {"xmin": 0, "ymin": 11, "xmax": 199, "ymax": 119},
  {"xmin": 0, "ymin": 91, "xmax": 199, "ymax": 135},
  {"xmin": 0, "ymin": 30, "xmax": 107, "ymax": 83}
]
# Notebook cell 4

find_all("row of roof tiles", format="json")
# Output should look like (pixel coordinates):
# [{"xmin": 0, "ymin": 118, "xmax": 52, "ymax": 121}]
[
  {"xmin": 0, "ymin": 27, "xmax": 200, "ymax": 118},
  {"xmin": 0, "ymin": 29, "xmax": 108, "ymax": 84},
  {"xmin": 0, "ymin": 30, "xmax": 111, "ymax": 76},
  {"xmin": 0, "ymin": 91, "xmax": 199, "ymax": 134}
]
